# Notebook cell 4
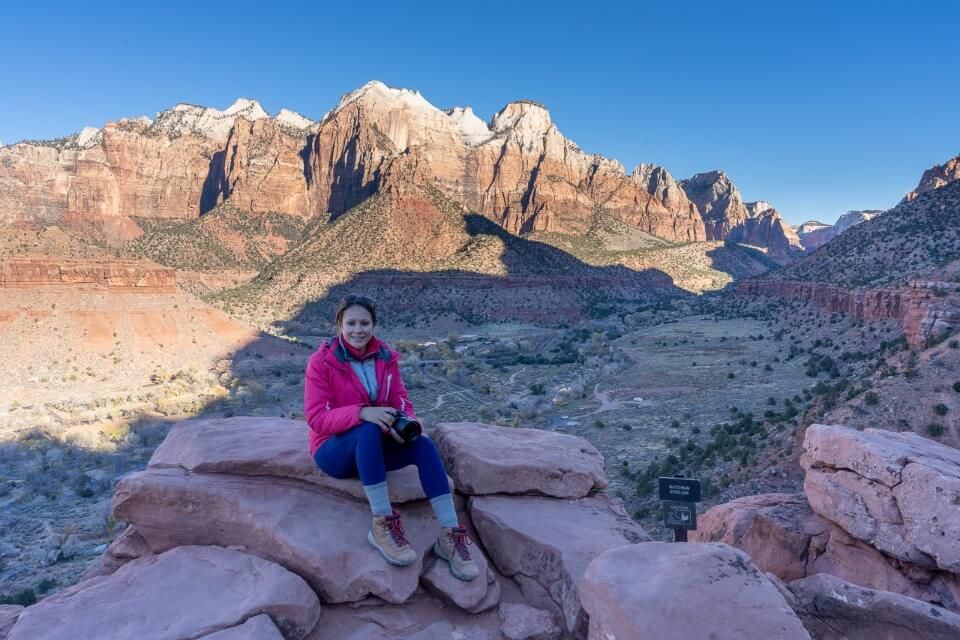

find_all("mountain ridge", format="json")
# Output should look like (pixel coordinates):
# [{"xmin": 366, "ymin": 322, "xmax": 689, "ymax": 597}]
[{"xmin": 0, "ymin": 81, "xmax": 798, "ymax": 262}]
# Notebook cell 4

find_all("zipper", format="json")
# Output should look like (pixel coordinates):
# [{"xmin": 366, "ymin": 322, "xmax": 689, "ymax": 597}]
[{"xmin": 385, "ymin": 374, "xmax": 392, "ymax": 403}]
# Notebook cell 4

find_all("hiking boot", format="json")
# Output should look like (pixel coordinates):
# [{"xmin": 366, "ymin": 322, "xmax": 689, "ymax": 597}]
[
  {"xmin": 368, "ymin": 510, "xmax": 417, "ymax": 567},
  {"xmin": 434, "ymin": 525, "xmax": 480, "ymax": 581}
]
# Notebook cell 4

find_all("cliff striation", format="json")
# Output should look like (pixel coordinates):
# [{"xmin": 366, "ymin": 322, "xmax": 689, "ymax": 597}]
[{"xmin": 0, "ymin": 257, "xmax": 175, "ymax": 292}]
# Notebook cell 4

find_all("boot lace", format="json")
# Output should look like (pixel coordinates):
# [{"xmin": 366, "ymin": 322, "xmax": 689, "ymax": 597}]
[
  {"xmin": 450, "ymin": 526, "xmax": 472, "ymax": 560},
  {"xmin": 384, "ymin": 512, "xmax": 410, "ymax": 547}
]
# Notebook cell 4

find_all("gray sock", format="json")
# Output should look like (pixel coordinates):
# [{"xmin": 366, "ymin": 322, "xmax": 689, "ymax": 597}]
[
  {"xmin": 363, "ymin": 481, "xmax": 393, "ymax": 517},
  {"xmin": 429, "ymin": 493, "xmax": 459, "ymax": 529}
]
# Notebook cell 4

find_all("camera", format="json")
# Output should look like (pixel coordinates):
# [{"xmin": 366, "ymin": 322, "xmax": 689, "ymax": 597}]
[{"xmin": 391, "ymin": 411, "xmax": 422, "ymax": 443}]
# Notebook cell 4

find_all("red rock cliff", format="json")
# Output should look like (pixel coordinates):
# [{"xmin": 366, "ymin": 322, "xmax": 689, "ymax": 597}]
[{"xmin": 0, "ymin": 258, "xmax": 176, "ymax": 292}]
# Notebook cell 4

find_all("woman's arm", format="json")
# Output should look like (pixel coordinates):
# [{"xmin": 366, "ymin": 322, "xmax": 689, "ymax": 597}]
[{"xmin": 304, "ymin": 357, "xmax": 363, "ymax": 437}]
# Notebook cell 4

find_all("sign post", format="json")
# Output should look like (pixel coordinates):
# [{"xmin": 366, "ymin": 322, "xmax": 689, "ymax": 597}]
[{"xmin": 658, "ymin": 475, "xmax": 700, "ymax": 542}]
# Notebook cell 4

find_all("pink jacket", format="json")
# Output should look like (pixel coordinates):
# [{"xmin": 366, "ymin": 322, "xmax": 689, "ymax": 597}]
[{"xmin": 304, "ymin": 336, "xmax": 417, "ymax": 456}]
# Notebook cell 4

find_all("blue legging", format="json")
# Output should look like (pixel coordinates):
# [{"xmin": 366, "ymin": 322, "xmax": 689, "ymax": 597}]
[{"xmin": 314, "ymin": 422, "xmax": 450, "ymax": 499}]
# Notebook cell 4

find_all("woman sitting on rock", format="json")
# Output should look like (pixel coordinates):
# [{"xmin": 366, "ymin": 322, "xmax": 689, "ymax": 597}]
[{"xmin": 304, "ymin": 294, "xmax": 479, "ymax": 580}]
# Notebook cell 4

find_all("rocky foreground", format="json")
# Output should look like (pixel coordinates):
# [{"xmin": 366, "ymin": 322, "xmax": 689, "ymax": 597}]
[{"xmin": 3, "ymin": 419, "xmax": 960, "ymax": 639}]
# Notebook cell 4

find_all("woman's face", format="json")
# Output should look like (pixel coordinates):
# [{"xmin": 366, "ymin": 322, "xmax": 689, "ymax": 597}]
[{"xmin": 339, "ymin": 305, "xmax": 374, "ymax": 350}]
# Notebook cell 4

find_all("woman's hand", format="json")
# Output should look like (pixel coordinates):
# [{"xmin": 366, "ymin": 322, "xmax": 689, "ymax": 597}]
[{"xmin": 360, "ymin": 406, "xmax": 404, "ymax": 443}]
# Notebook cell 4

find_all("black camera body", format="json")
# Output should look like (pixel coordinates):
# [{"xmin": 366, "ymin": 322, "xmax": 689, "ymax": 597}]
[{"xmin": 391, "ymin": 412, "xmax": 422, "ymax": 443}]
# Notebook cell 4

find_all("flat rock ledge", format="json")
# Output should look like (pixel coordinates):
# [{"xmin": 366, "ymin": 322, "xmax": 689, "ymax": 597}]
[
  {"xmin": 6, "ymin": 546, "xmax": 320, "ymax": 640},
  {"xmin": 579, "ymin": 542, "xmax": 811, "ymax": 640},
  {"xmin": 801, "ymin": 423, "xmax": 960, "ymax": 573},
  {"xmin": 434, "ymin": 422, "xmax": 607, "ymax": 498},
  {"xmin": 787, "ymin": 573, "xmax": 960, "ymax": 640},
  {"xmin": 112, "ymin": 466, "xmax": 439, "ymax": 604},
  {"xmin": 150, "ymin": 416, "xmax": 452, "ymax": 503},
  {"xmin": 470, "ymin": 493, "xmax": 649, "ymax": 634}
]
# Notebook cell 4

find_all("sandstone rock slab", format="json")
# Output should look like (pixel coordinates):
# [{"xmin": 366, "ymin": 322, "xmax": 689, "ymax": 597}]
[
  {"xmin": 498, "ymin": 602, "xmax": 561, "ymax": 640},
  {"xmin": 112, "ymin": 467, "xmax": 441, "ymax": 604},
  {"xmin": 579, "ymin": 542, "xmax": 811, "ymax": 640},
  {"xmin": 803, "ymin": 424, "xmax": 960, "ymax": 572},
  {"xmin": 467, "ymin": 575, "xmax": 502, "ymax": 615},
  {"xmin": 693, "ymin": 490, "xmax": 960, "ymax": 610},
  {"xmin": 7, "ymin": 546, "xmax": 320, "ymax": 640},
  {"xmin": 201, "ymin": 614, "xmax": 285, "ymax": 640},
  {"xmin": 469, "ymin": 494, "xmax": 649, "ymax": 632},
  {"xmin": 434, "ymin": 422, "xmax": 607, "ymax": 498},
  {"xmin": 691, "ymin": 493, "xmax": 831, "ymax": 581},
  {"xmin": 421, "ymin": 547, "xmax": 496, "ymax": 611},
  {"xmin": 0, "ymin": 606, "xmax": 23, "ymax": 640},
  {"xmin": 809, "ymin": 524, "xmax": 960, "ymax": 611},
  {"xmin": 789, "ymin": 573, "xmax": 960, "ymax": 640},
  {"xmin": 150, "ymin": 416, "xmax": 451, "ymax": 503}
]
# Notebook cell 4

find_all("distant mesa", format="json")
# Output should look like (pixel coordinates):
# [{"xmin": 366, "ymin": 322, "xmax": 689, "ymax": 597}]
[{"xmin": 794, "ymin": 210, "xmax": 883, "ymax": 252}]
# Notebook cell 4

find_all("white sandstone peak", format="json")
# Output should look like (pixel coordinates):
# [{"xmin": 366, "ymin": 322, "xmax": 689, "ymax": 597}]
[
  {"xmin": 491, "ymin": 101, "xmax": 552, "ymax": 134},
  {"xmin": 76, "ymin": 126, "xmax": 102, "ymax": 149},
  {"xmin": 276, "ymin": 109, "xmax": 315, "ymax": 130},
  {"xmin": 447, "ymin": 106, "xmax": 491, "ymax": 146},
  {"xmin": 333, "ymin": 80, "xmax": 440, "ymax": 117},
  {"xmin": 796, "ymin": 220, "xmax": 831, "ymax": 233},
  {"xmin": 153, "ymin": 98, "xmax": 269, "ymax": 141},
  {"xmin": 224, "ymin": 98, "xmax": 268, "ymax": 119},
  {"xmin": 121, "ymin": 116, "xmax": 154, "ymax": 127},
  {"xmin": 746, "ymin": 200, "xmax": 775, "ymax": 216},
  {"xmin": 835, "ymin": 209, "xmax": 882, "ymax": 233}
]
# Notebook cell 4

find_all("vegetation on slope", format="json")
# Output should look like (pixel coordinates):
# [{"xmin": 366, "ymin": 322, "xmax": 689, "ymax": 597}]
[{"xmin": 771, "ymin": 181, "xmax": 960, "ymax": 287}]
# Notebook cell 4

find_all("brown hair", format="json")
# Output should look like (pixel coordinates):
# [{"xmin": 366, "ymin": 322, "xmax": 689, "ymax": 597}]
[{"xmin": 335, "ymin": 294, "xmax": 377, "ymax": 327}]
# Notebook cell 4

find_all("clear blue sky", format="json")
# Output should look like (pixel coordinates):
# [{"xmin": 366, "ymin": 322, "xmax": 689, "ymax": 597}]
[{"xmin": 2, "ymin": 1, "xmax": 957, "ymax": 225}]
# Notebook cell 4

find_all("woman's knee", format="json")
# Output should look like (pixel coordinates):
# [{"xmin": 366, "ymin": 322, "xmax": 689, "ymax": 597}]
[
  {"xmin": 354, "ymin": 421, "xmax": 383, "ymax": 442},
  {"xmin": 410, "ymin": 436, "xmax": 443, "ymax": 466}
]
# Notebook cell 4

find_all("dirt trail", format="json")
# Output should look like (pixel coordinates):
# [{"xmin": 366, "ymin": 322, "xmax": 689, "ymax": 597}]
[{"xmin": 507, "ymin": 367, "xmax": 527, "ymax": 384}]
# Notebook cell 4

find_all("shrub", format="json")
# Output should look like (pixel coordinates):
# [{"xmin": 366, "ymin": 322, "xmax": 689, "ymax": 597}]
[
  {"xmin": 36, "ymin": 577, "xmax": 57, "ymax": 594},
  {"xmin": 954, "ymin": 381, "xmax": 960, "ymax": 393},
  {"xmin": 864, "ymin": 391, "xmax": 879, "ymax": 406},
  {"xmin": 0, "ymin": 589, "xmax": 36, "ymax": 606},
  {"xmin": 934, "ymin": 403, "xmax": 949, "ymax": 416},
  {"xmin": 927, "ymin": 423, "xmax": 945, "ymax": 437}
]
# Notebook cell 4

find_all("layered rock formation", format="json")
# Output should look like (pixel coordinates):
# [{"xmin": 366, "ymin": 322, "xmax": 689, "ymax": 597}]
[
  {"xmin": 0, "ymin": 257, "xmax": 175, "ymax": 291},
  {"xmin": 905, "ymin": 154, "xmax": 960, "ymax": 202},
  {"xmin": 681, "ymin": 171, "xmax": 802, "ymax": 263},
  {"xmin": 59, "ymin": 417, "xmax": 649, "ymax": 638},
  {"xmin": 4, "ymin": 415, "xmax": 848, "ymax": 640},
  {"xmin": 694, "ymin": 423, "xmax": 960, "ymax": 625},
  {"xmin": 1, "ymin": 81, "xmax": 800, "ymax": 260},
  {"xmin": 738, "ymin": 278, "xmax": 958, "ymax": 348},
  {"xmin": 784, "ymin": 573, "xmax": 960, "ymax": 640}
]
